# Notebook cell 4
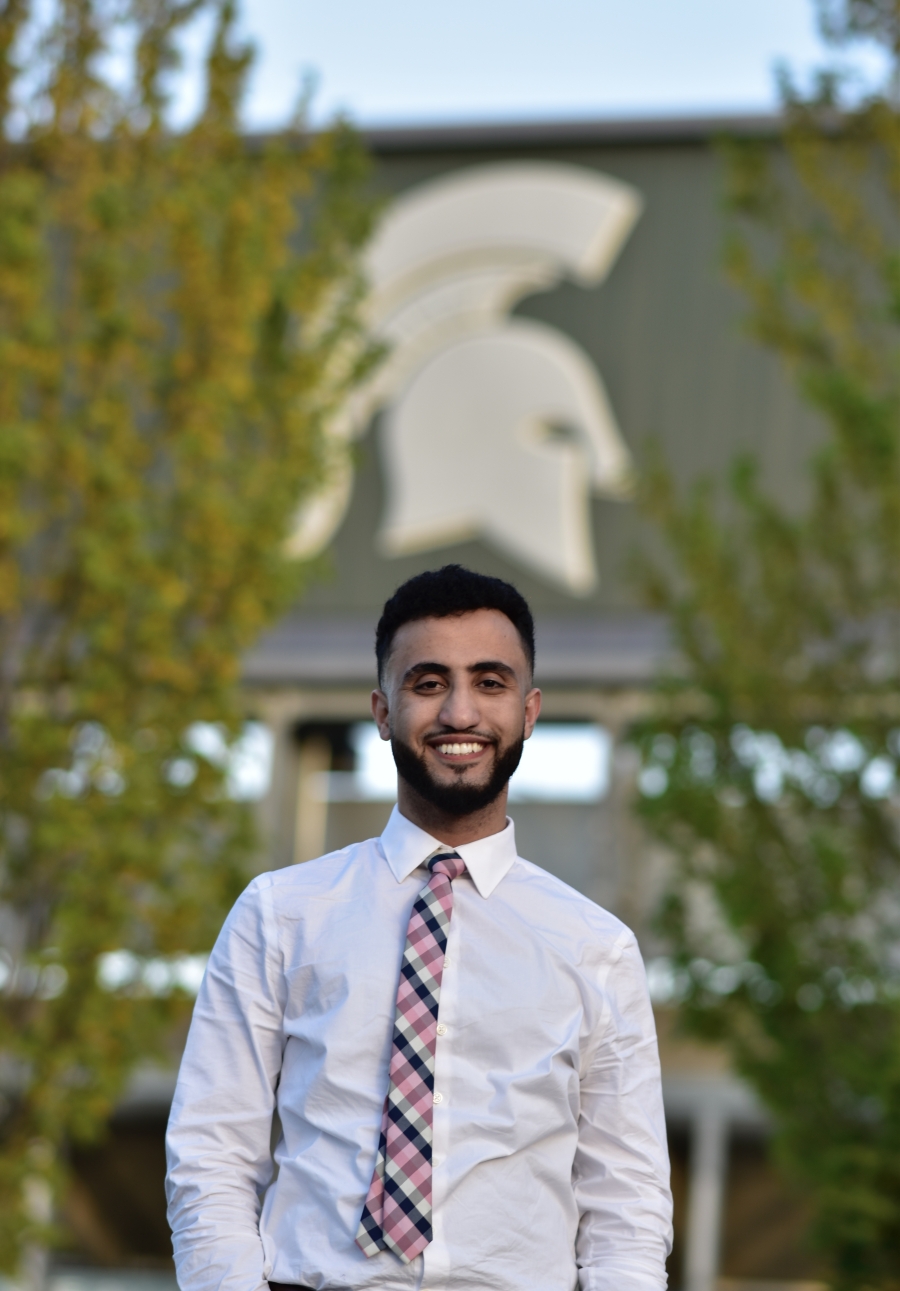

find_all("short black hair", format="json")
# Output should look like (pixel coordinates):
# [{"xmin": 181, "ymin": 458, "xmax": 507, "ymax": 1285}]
[{"xmin": 375, "ymin": 564, "xmax": 535, "ymax": 684}]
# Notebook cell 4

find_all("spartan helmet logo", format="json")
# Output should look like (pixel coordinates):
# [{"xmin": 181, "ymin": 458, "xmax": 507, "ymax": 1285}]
[{"xmin": 287, "ymin": 161, "xmax": 643, "ymax": 595}]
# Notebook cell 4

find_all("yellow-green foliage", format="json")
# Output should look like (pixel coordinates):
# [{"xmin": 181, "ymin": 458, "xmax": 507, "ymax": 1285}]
[
  {"xmin": 636, "ymin": 5, "xmax": 900, "ymax": 1288},
  {"xmin": 0, "ymin": 0, "xmax": 374, "ymax": 1265}
]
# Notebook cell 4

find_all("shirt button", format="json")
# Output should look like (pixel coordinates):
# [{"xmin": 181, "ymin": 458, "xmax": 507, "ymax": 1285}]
[
  {"xmin": 443, "ymin": 954, "xmax": 452, "ymax": 967},
  {"xmin": 436, "ymin": 1023, "xmax": 447, "ymax": 1036},
  {"xmin": 433, "ymin": 1091, "xmax": 443, "ymax": 1104}
]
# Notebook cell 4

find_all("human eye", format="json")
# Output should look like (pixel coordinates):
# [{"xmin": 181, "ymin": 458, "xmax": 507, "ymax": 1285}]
[{"xmin": 413, "ymin": 675, "xmax": 446, "ymax": 692}]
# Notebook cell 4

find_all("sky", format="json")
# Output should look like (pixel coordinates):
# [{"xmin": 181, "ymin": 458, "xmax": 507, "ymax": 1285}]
[{"xmin": 168, "ymin": 0, "xmax": 889, "ymax": 131}]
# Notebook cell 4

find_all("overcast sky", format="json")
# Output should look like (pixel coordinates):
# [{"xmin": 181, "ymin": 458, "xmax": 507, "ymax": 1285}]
[{"xmin": 169, "ymin": 0, "xmax": 888, "ymax": 130}]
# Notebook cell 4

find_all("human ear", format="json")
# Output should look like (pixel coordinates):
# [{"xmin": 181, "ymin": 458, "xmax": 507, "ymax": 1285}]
[
  {"xmin": 371, "ymin": 689, "xmax": 391, "ymax": 740},
  {"xmin": 523, "ymin": 687, "xmax": 542, "ymax": 740}
]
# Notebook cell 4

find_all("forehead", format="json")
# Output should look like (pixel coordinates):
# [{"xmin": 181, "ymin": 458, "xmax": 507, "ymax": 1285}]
[{"xmin": 387, "ymin": 609, "xmax": 529, "ymax": 674}]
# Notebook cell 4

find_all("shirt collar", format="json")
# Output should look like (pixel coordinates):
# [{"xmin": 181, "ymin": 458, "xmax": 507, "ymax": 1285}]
[{"xmin": 379, "ymin": 803, "xmax": 518, "ymax": 899}]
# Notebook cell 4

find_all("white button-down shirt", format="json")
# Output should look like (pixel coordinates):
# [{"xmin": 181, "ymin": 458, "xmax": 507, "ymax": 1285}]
[{"xmin": 166, "ymin": 807, "xmax": 672, "ymax": 1291}]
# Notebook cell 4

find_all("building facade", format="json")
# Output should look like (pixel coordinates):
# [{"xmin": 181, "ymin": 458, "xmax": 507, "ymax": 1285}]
[
  {"xmin": 67, "ymin": 117, "xmax": 828, "ymax": 1291},
  {"xmin": 243, "ymin": 114, "xmax": 827, "ymax": 1291}
]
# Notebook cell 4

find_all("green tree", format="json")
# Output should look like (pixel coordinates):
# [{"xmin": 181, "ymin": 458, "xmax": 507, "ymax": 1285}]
[
  {"xmin": 636, "ymin": 4, "xmax": 900, "ymax": 1287},
  {"xmin": 0, "ymin": 0, "xmax": 374, "ymax": 1270}
]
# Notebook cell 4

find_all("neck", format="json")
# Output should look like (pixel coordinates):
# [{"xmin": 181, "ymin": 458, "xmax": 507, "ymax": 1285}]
[{"xmin": 396, "ymin": 780, "xmax": 509, "ymax": 846}]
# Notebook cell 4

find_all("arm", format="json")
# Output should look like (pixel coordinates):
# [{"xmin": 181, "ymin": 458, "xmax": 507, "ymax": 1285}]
[
  {"xmin": 166, "ymin": 877, "xmax": 286, "ymax": 1291},
  {"xmin": 574, "ymin": 932, "xmax": 673, "ymax": 1291}
]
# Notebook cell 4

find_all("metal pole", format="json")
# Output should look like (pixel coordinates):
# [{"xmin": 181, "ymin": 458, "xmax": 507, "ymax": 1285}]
[{"xmin": 684, "ymin": 1104, "xmax": 728, "ymax": 1291}]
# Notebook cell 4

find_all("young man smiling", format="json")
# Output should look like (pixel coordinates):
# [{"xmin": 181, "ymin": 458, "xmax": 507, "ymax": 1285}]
[{"xmin": 166, "ymin": 565, "xmax": 673, "ymax": 1291}]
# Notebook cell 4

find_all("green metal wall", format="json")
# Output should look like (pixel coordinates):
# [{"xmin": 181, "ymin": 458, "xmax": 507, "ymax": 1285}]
[{"xmin": 298, "ymin": 124, "xmax": 823, "ymax": 619}]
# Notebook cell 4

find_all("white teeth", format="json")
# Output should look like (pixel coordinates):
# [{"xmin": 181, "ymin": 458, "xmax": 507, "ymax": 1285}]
[{"xmin": 437, "ymin": 742, "xmax": 483, "ymax": 755}]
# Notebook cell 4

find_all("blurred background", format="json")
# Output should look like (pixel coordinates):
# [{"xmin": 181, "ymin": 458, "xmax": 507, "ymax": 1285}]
[{"xmin": 3, "ymin": 2, "xmax": 900, "ymax": 1289}]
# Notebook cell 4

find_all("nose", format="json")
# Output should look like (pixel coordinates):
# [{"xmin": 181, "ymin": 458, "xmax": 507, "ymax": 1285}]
[{"xmin": 438, "ymin": 680, "xmax": 481, "ymax": 731}]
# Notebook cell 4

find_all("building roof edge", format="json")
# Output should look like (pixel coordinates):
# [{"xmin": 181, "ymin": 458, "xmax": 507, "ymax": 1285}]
[{"xmin": 359, "ymin": 112, "xmax": 782, "ymax": 154}]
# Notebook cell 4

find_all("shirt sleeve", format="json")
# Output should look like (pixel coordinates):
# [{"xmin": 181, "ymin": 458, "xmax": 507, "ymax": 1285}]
[
  {"xmin": 165, "ymin": 877, "xmax": 286, "ymax": 1291},
  {"xmin": 574, "ymin": 931, "xmax": 673, "ymax": 1291}
]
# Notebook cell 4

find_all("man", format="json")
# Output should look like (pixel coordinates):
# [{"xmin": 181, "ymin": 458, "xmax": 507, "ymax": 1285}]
[{"xmin": 166, "ymin": 564, "xmax": 672, "ymax": 1291}]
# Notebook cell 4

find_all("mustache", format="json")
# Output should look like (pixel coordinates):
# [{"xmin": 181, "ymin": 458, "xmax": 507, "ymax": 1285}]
[{"xmin": 423, "ymin": 729, "xmax": 497, "ymax": 744}]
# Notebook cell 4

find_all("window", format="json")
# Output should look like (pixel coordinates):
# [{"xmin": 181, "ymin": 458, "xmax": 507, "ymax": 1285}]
[{"xmin": 320, "ymin": 722, "xmax": 611, "ymax": 804}]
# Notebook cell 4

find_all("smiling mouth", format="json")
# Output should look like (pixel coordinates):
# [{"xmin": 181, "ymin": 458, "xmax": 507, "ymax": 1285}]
[{"xmin": 428, "ymin": 739, "xmax": 492, "ymax": 761}]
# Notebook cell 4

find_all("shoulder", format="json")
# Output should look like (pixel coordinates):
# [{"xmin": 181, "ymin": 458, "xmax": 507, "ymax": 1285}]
[
  {"xmin": 500, "ymin": 855, "xmax": 637, "ymax": 965},
  {"xmin": 504, "ymin": 854, "xmax": 630, "ymax": 936},
  {"xmin": 211, "ymin": 837, "xmax": 386, "ymax": 964},
  {"xmin": 233, "ymin": 836, "xmax": 385, "ymax": 917}
]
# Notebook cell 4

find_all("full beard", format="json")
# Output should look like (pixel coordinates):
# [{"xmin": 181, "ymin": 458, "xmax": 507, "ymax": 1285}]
[{"xmin": 391, "ymin": 731, "xmax": 525, "ymax": 818}]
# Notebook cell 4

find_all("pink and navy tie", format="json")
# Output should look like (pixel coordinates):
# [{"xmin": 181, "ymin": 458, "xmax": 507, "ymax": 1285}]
[{"xmin": 356, "ymin": 849, "xmax": 467, "ymax": 1264}]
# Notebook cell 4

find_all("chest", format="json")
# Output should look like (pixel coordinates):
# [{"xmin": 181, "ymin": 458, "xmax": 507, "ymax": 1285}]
[{"xmin": 278, "ymin": 883, "xmax": 591, "ymax": 1072}]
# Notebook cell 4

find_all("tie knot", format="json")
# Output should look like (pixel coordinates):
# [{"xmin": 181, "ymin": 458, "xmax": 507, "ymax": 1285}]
[{"xmin": 427, "ymin": 850, "xmax": 466, "ymax": 882}]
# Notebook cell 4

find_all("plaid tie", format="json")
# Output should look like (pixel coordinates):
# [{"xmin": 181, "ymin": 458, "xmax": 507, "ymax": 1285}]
[{"xmin": 356, "ymin": 849, "xmax": 467, "ymax": 1264}]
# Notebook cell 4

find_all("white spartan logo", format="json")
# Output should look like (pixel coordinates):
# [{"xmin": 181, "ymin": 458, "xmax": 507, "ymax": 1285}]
[{"xmin": 287, "ymin": 161, "xmax": 643, "ymax": 595}]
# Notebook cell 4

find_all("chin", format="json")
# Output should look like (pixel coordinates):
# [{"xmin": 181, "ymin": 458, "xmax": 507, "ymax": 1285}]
[
  {"xmin": 431, "ymin": 761, "xmax": 493, "ymax": 783},
  {"xmin": 392, "ymin": 732, "xmax": 524, "ymax": 818}
]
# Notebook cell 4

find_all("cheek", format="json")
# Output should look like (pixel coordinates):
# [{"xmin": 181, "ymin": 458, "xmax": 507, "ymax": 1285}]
[
  {"xmin": 500, "ymin": 706, "xmax": 529, "ymax": 745},
  {"xmin": 388, "ymin": 693, "xmax": 433, "ymax": 741}
]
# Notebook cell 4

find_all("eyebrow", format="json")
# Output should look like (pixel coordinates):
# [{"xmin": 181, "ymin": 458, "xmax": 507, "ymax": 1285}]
[
  {"xmin": 402, "ymin": 659, "xmax": 517, "ymax": 683},
  {"xmin": 468, "ymin": 659, "xmax": 516, "ymax": 678},
  {"xmin": 403, "ymin": 661, "xmax": 450, "ymax": 682}
]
